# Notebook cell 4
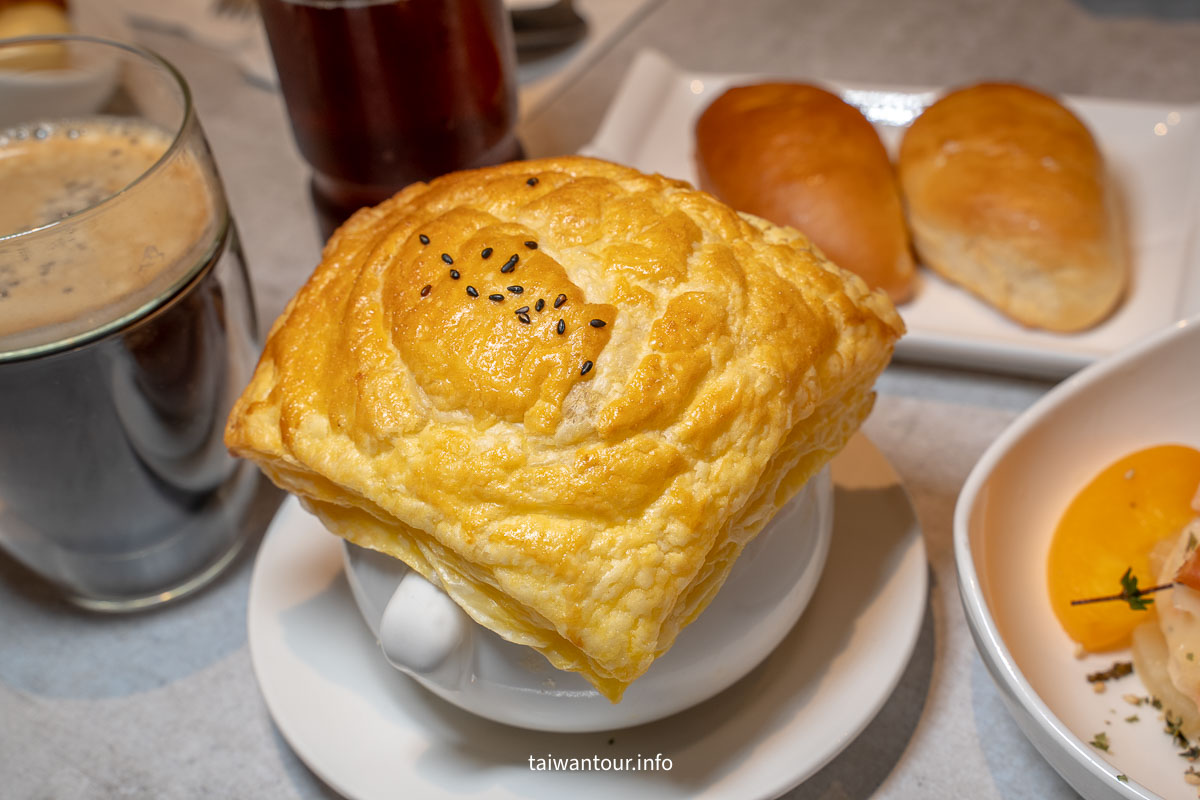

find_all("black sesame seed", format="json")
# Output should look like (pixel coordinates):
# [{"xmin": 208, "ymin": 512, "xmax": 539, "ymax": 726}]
[
  {"xmin": 589, "ymin": 319, "xmax": 606, "ymax": 328},
  {"xmin": 500, "ymin": 254, "xmax": 518, "ymax": 273},
  {"xmin": 535, "ymin": 299, "xmax": 545, "ymax": 312},
  {"xmin": 420, "ymin": 284, "xmax": 432, "ymax": 297},
  {"xmin": 514, "ymin": 305, "xmax": 530, "ymax": 314},
  {"xmin": 526, "ymin": 177, "xmax": 539, "ymax": 186},
  {"xmin": 481, "ymin": 247, "xmax": 493, "ymax": 259},
  {"xmin": 449, "ymin": 269, "xmax": 460, "ymax": 279},
  {"xmin": 524, "ymin": 241, "xmax": 538, "ymax": 250},
  {"xmin": 441, "ymin": 253, "xmax": 453, "ymax": 265},
  {"xmin": 419, "ymin": 234, "xmax": 430, "ymax": 245},
  {"xmin": 507, "ymin": 285, "xmax": 524, "ymax": 294},
  {"xmin": 466, "ymin": 285, "xmax": 479, "ymax": 297},
  {"xmin": 554, "ymin": 293, "xmax": 567, "ymax": 308},
  {"xmin": 580, "ymin": 360, "xmax": 593, "ymax": 376},
  {"xmin": 518, "ymin": 313, "xmax": 531, "ymax": 325},
  {"xmin": 556, "ymin": 319, "xmax": 566, "ymax": 335},
  {"xmin": 489, "ymin": 293, "xmax": 504, "ymax": 302}
]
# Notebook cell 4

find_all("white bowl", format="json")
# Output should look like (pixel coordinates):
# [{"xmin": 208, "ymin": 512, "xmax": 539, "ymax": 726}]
[
  {"xmin": 343, "ymin": 466, "xmax": 833, "ymax": 732},
  {"xmin": 955, "ymin": 315, "xmax": 1200, "ymax": 800},
  {"xmin": 0, "ymin": 36, "xmax": 119, "ymax": 129}
]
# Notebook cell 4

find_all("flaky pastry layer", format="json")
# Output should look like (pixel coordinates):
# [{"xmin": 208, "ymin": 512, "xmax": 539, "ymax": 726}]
[{"xmin": 226, "ymin": 156, "xmax": 903, "ymax": 701}]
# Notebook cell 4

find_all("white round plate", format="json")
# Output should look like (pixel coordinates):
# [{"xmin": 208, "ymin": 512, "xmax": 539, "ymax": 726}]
[
  {"xmin": 247, "ymin": 433, "xmax": 927, "ymax": 800},
  {"xmin": 956, "ymin": 316, "xmax": 1200, "ymax": 800}
]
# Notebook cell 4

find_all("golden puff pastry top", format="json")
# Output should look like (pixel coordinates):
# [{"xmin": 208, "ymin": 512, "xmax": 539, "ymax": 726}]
[{"xmin": 226, "ymin": 156, "xmax": 903, "ymax": 700}]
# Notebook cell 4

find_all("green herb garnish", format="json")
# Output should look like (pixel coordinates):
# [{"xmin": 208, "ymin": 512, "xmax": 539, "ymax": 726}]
[
  {"xmin": 1070, "ymin": 568, "xmax": 1172, "ymax": 609},
  {"xmin": 1087, "ymin": 662, "xmax": 1133, "ymax": 683},
  {"xmin": 1090, "ymin": 732, "xmax": 1110, "ymax": 752},
  {"xmin": 1166, "ymin": 711, "xmax": 1190, "ymax": 748},
  {"xmin": 1121, "ymin": 568, "xmax": 1154, "ymax": 610}
]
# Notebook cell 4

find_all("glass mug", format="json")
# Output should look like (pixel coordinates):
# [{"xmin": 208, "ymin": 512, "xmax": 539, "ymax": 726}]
[
  {"xmin": 0, "ymin": 36, "xmax": 260, "ymax": 611},
  {"xmin": 257, "ymin": 0, "xmax": 523, "ymax": 235}
]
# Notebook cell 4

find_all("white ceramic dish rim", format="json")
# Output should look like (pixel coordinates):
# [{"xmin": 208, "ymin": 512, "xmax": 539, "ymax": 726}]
[{"xmin": 954, "ymin": 313, "xmax": 1199, "ymax": 800}]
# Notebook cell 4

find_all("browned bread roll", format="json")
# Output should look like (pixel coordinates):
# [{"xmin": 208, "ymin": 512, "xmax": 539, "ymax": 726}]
[
  {"xmin": 695, "ymin": 82, "xmax": 916, "ymax": 303},
  {"xmin": 898, "ymin": 82, "xmax": 1126, "ymax": 331},
  {"xmin": 225, "ymin": 156, "xmax": 903, "ymax": 701}
]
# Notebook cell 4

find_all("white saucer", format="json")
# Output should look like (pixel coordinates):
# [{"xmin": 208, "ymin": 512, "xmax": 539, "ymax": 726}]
[{"xmin": 247, "ymin": 433, "xmax": 927, "ymax": 800}]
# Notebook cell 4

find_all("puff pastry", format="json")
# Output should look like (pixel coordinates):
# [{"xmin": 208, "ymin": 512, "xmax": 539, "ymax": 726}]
[{"xmin": 225, "ymin": 156, "xmax": 903, "ymax": 701}]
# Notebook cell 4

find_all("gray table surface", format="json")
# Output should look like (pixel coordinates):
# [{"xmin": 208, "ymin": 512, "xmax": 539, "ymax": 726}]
[{"xmin": 3, "ymin": 0, "xmax": 1199, "ymax": 797}]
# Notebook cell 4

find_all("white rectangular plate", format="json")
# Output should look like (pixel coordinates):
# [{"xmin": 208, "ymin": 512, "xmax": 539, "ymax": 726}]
[{"xmin": 580, "ymin": 50, "xmax": 1200, "ymax": 379}]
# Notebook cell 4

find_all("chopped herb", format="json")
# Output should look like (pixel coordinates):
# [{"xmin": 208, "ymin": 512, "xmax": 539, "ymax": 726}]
[
  {"xmin": 1116, "ymin": 774, "xmax": 1128, "ymax": 783},
  {"xmin": 1181, "ymin": 745, "xmax": 1200, "ymax": 761},
  {"xmin": 1087, "ymin": 662, "xmax": 1133, "ymax": 683},
  {"xmin": 1089, "ymin": 732, "xmax": 1110, "ymax": 752},
  {"xmin": 1190, "ymin": 532, "xmax": 1198, "ymax": 552},
  {"xmin": 1125, "ymin": 715, "xmax": 1139, "ymax": 723},
  {"xmin": 1166, "ymin": 711, "xmax": 1189, "ymax": 748},
  {"xmin": 1121, "ymin": 568, "xmax": 1155, "ymax": 610},
  {"xmin": 1069, "ymin": 568, "xmax": 1171, "ymax": 609}
]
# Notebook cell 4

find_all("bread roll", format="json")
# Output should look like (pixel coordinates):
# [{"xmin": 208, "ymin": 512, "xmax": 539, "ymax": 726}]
[
  {"xmin": 0, "ymin": 2, "xmax": 71, "ymax": 70},
  {"xmin": 695, "ymin": 83, "xmax": 915, "ymax": 302},
  {"xmin": 225, "ymin": 156, "xmax": 903, "ymax": 701},
  {"xmin": 898, "ymin": 82, "xmax": 1126, "ymax": 331}
]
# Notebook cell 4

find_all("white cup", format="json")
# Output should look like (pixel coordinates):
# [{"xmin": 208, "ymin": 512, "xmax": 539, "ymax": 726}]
[{"xmin": 343, "ymin": 467, "xmax": 833, "ymax": 732}]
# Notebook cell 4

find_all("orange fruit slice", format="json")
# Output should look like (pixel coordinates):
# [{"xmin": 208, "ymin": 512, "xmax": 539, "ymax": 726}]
[{"xmin": 1047, "ymin": 444, "xmax": 1200, "ymax": 651}]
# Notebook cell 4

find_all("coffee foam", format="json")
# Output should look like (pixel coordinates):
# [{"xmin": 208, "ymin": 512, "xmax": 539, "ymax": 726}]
[{"xmin": 0, "ymin": 117, "xmax": 217, "ymax": 349}]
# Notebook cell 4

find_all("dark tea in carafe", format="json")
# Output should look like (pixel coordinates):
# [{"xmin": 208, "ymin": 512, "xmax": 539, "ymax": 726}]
[{"xmin": 258, "ymin": 0, "xmax": 523, "ymax": 232}]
